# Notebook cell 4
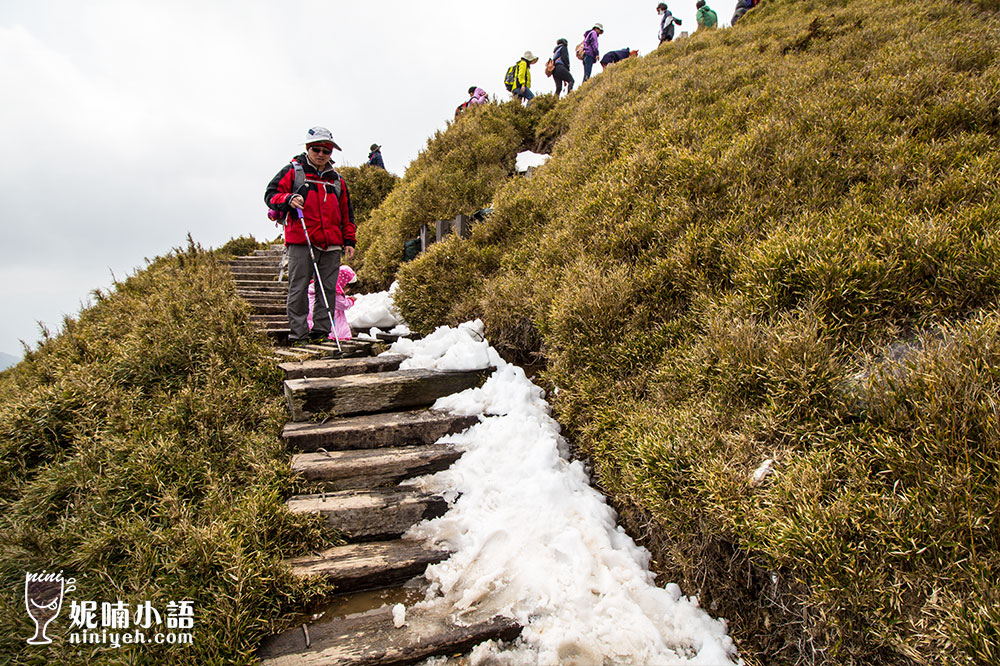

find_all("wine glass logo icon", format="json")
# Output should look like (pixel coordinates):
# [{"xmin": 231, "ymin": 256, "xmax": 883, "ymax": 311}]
[{"xmin": 24, "ymin": 572, "xmax": 66, "ymax": 645}]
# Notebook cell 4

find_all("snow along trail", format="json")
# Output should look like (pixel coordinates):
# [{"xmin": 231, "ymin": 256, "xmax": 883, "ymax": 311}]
[{"xmin": 379, "ymin": 317, "xmax": 741, "ymax": 665}]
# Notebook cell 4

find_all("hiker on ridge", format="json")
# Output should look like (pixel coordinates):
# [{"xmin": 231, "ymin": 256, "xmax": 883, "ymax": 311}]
[
  {"xmin": 600, "ymin": 48, "xmax": 637, "ymax": 69},
  {"xmin": 732, "ymin": 0, "xmax": 758, "ymax": 24},
  {"xmin": 581, "ymin": 23, "xmax": 603, "ymax": 82},
  {"xmin": 696, "ymin": 0, "xmax": 719, "ymax": 29},
  {"xmin": 468, "ymin": 86, "xmax": 488, "ymax": 105},
  {"xmin": 512, "ymin": 51, "xmax": 538, "ymax": 103},
  {"xmin": 551, "ymin": 38, "xmax": 575, "ymax": 98},
  {"xmin": 265, "ymin": 126, "xmax": 356, "ymax": 346},
  {"xmin": 367, "ymin": 143, "xmax": 385, "ymax": 169},
  {"xmin": 657, "ymin": 3, "xmax": 683, "ymax": 44}
]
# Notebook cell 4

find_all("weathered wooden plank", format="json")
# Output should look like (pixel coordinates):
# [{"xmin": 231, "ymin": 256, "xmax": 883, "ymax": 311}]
[
  {"xmin": 292, "ymin": 443, "xmax": 462, "ymax": 490},
  {"xmin": 258, "ymin": 605, "xmax": 520, "ymax": 666},
  {"xmin": 286, "ymin": 539, "xmax": 449, "ymax": 591},
  {"xmin": 282, "ymin": 409, "xmax": 478, "ymax": 452},
  {"xmin": 284, "ymin": 368, "xmax": 491, "ymax": 421},
  {"xmin": 287, "ymin": 488, "xmax": 447, "ymax": 540},
  {"xmin": 235, "ymin": 280, "xmax": 285, "ymax": 289},
  {"xmin": 253, "ymin": 249, "xmax": 284, "ymax": 257},
  {"xmin": 273, "ymin": 348, "xmax": 313, "ymax": 359},
  {"xmin": 251, "ymin": 304, "xmax": 286, "ymax": 314},
  {"xmin": 280, "ymin": 354, "xmax": 406, "ymax": 380}
]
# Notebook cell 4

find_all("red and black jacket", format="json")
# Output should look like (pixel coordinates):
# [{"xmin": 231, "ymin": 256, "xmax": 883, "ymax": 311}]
[{"xmin": 265, "ymin": 154, "xmax": 356, "ymax": 249}]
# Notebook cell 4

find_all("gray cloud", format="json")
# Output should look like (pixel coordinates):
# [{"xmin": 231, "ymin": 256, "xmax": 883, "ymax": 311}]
[{"xmin": 0, "ymin": 0, "xmax": 739, "ymax": 357}]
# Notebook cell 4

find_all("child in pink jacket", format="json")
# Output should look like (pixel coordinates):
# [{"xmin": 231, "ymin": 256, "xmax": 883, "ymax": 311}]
[{"xmin": 307, "ymin": 265, "xmax": 356, "ymax": 340}]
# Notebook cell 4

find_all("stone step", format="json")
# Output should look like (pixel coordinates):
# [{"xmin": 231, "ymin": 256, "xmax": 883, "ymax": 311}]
[
  {"xmin": 284, "ymin": 368, "xmax": 490, "ymax": 422},
  {"xmin": 259, "ymin": 605, "xmax": 520, "ymax": 666},
  {"xmin": 279, "ymin": 354, "xmax": 406, "ymax": 380},
  {"xmin": 292, "ymin": 443, "xmax": 462, "ymax": 490},
  {"xmin": 270, "ymin": 244, "xmax": 285, "ymax": 251},
  {"xmin": 254, "ymin": 249, "xmax": 284, "ymax": 256},
  {"xmin": 282, "ymin": 409, "xmax": 477, "ymax": 453},
  {"xmin": 287, "ymin": 488, "xmax": 447, "ymax": 540},
  {"xmin": 286, "ymin": 539, "xmax": 449, "ymax": 592}
]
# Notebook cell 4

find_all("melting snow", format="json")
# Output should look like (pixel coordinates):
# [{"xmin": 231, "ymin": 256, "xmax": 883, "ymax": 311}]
[{"xmin": 383, "ymin": 318, "xmax": 741, "ymax": 665}]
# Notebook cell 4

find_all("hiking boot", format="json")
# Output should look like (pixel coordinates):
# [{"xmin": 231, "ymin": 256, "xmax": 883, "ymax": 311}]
[{"xmin": 288, "ymin": 337, "xmax": 312, "ymax": 348}]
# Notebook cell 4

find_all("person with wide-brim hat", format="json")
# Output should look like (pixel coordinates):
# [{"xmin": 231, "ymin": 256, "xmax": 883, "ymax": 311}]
[
  {"xmin": 367, "ymin": 143, "xmax": 385, "ymax": 169},
  {"xmin": 512, "ymin": 50, "xmax": 539, "ymax": 104},
  {"xmin": 264, "ymin": 126, "xmax": 356, "ymax": 345}
]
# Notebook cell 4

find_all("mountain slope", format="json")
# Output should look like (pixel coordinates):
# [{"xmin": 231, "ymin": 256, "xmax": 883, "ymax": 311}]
[{"xmin": 382, "ymin": 0, "xmax": 1000, "ymax": 663}]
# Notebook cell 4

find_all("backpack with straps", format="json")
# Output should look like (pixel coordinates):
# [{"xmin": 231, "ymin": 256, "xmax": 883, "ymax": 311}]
[
  {"xmin": 503, "ymin": 62, "xmax": 519, "ymax": 91},
  {"xmin": 545, "ymin": 58, "xmax": 555, "ymax": 77},
  {"xmin": 575, "ymin": 41, "xmax": 586, "ymax": 60},
  {"xmin": 267, "ymin": 159, "xmax": 342, "ymax": 225}
]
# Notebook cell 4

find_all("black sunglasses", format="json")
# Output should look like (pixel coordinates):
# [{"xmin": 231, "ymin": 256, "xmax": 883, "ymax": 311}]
[{"xmin": 308, "ymin": 146, "xmax": 333, "ymax": 155}]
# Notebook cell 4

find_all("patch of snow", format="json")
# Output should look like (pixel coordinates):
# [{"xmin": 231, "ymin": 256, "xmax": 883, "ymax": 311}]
[
  {"xmin": 346, "ymin": 282, "xmax": 406, "ymax": 330},
  {"xmin": 392, "ymin": 320, "xmax": 740, "ymax": 665},
  {"xmin": 750, "ymin": 459, "xmax": 775, "ymax": 487},
  {"xmin": 515, "ymin": 150, "xmax": 550, "ymax": 173},
  {"xmin": 386, "ymin": 319, "xmax": 500, "ymax": 372},
  {"xmin": 391, "ymin": 603, "xmax": 407, "ymax": 629}
]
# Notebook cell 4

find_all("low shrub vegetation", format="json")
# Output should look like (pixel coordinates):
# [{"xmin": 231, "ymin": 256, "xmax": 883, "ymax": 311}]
[
  {"xmin": 389, "ymin": 0, "xmax": 1000, "ymax": 662},
  {"xmin": 0, "ymin": 240, "xmax": 333, "ymax": 665}
]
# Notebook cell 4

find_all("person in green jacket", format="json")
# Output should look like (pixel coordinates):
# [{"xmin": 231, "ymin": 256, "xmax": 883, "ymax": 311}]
[
  {"xmin": 513, "ymin": 51, "xmax": 538, "ymax": 103},
  {"xmin": 696, "ymin": 0, "xmax": 718, "ymax": 29}
]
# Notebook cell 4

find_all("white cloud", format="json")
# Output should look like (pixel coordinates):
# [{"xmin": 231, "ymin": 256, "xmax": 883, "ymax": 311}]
[{"xmin": 0, "ymin": 0, "xmax": 739, "ymax": 355}]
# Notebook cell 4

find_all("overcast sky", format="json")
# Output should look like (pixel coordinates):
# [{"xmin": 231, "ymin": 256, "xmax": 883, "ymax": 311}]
[{"xmin": 0, "ymin": 0, "xmax": 738, "ymax": 358}]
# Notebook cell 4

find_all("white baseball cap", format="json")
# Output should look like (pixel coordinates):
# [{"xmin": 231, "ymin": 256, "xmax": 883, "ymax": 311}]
[{"xmin": 303, "ymin": 126, "xmax": 342, "ymax": 151}]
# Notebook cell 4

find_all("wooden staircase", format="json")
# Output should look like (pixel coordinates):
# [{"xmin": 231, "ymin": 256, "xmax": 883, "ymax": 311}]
[{"xmin": 229, "ymin": 247, "xmax": 520, "ymax": 665}]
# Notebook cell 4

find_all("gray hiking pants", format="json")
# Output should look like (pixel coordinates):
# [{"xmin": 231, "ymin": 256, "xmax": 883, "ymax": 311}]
[{"xmin": 286, "ymin": 243, "xmax": 341, "ymax": 342}]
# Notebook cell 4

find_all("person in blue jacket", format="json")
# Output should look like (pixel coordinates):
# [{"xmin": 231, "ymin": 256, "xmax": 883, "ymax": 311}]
[
  {"xmin": 367, "ymin": 144, "xmax": 385, "ymax": 169},
  {"xmin": 600, "ymin": 48, "xmax": 636, "ymax": 68}
]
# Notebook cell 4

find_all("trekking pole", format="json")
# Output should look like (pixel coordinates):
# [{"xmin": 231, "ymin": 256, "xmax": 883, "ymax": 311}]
[{"xmin": 296, "ymin": 209, "xmax": 342, "ymax": 353}]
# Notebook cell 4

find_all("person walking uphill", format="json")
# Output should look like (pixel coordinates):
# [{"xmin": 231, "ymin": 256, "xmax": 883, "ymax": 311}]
[
  {"xmin": 367, "ymin": 143, "xmax": 385, "ymax": 169},
  {"xmin": 580, "ymin": 23, "xmax": 603, "ymax": 82},
  {"xmin": 551, "ymin": 38, "xmax": 575, "ymax": 98},
  {"xmin": 696, "ymin": 0, "xmax": 718, "ymax": 29},
  {"xmin": 511, "ymin": 51, "xmax": 538, "ymax": 103},
  {"xmin": 657, "ymin": 3, "xmax": 683, "ymax": 44},
  {"xmin": 265, "ymin": 126, "xmax": 356, "ymax": 346}
]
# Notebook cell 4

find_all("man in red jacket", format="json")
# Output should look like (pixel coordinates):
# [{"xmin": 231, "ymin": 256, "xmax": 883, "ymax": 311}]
[{"xmin": 265, "ymin": 126, "xmax": 356, "ymax": 345}]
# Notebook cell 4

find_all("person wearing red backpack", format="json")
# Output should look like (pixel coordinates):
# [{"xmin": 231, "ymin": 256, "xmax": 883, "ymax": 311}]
[{"xmin": 265, "ymin": 126, "xmax": 356, "ymax": 346}]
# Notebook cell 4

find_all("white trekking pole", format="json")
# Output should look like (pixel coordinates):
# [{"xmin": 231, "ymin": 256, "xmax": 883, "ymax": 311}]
[{"xmin": 296, "ymin": 209, "xmax": 342, "ymax": 353}]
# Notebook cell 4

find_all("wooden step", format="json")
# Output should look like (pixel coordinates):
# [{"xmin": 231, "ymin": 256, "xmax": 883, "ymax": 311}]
[
  {"xmin": 230, "ymin": 257, "xmax": 282, "ymax": 265},
  {"xmin": 292, "ymin": 444, "xmax": 462, "ymax": 490},
  {"xmin": 259, "ymin": 604, "xmax": 521, "ymax": 666},
  {"xmin": 286, "ymin": 539, "xmax": 449, "ymax": 592},
  {"xmin": 287, "ymin": 488, "xmax": 447, "ymax": 540},
  {"xmin": 284, "ymin": 368, "xmax": 491, "ymax": 421},
  {"xmin": 282, "ymin": 409, "xmax": 478, "ymax": 452},
  {"xmin": 235, "ymin": 280, "xmax": 286, "ymax": 291},
  {"xmin": 251, "ymin": 304, "xmax": 286, "ymax": 315},
  {"xmin": 254, "ymin": 249, "xmax": 285, "ymax": 257},
  {"xmin": 279, "ymin": 354, "xmax": 406, "ymax": 380}
]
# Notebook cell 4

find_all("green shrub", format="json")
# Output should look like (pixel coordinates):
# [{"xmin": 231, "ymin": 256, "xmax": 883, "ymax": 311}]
[
  {"xmin": 0, "ymin": 240, "xmax": 333, "ymax": 665},
  {"xmin": 388, "ymin": 0, "xmax": 1000, "ymax": 662}
]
